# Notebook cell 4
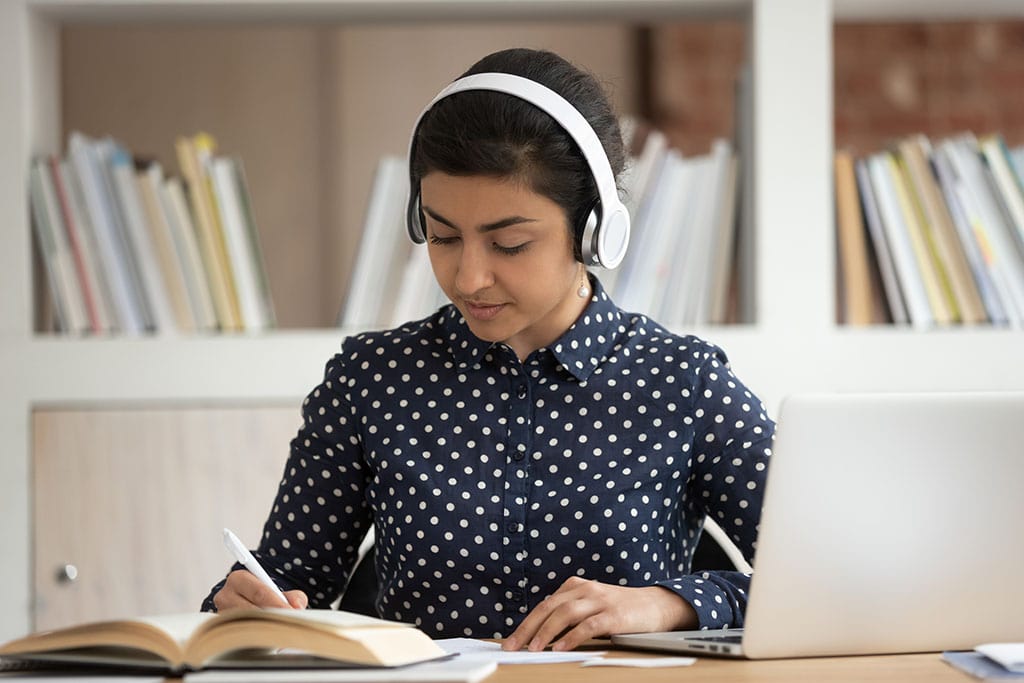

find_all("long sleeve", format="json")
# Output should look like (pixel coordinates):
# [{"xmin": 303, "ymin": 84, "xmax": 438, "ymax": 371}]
[
  {"xmin": 202, "ymin": 349, "xmax": 374, "ymax": 611},
  {"xmin": 653, "ymin": 346, "xmax": 774, "ymax": 629}
]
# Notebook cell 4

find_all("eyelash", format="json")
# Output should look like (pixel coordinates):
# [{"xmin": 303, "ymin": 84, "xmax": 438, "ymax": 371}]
[{"xmin": 429, "ymin": 235, "xmax": 529, "ymax": 256}]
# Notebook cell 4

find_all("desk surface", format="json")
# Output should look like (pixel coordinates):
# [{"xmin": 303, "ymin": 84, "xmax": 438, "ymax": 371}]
[
  {"xmin": 484, "ymin": 651, "xmax": 963, "ymax": 682},
  {"xmin": 147, "ymin": 649, "xmax": 963, "ymax": 683}
]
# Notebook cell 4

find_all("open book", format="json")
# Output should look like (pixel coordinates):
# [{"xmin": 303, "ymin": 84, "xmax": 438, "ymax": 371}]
[{"xmin": 0, "ymin": 609, "xmax": 446, "ymax": 673}]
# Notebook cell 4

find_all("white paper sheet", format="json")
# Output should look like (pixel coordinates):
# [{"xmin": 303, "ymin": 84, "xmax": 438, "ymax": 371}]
[{"xmin": 435, "ymin": 637, "xmax": 605, "ymax": 664}]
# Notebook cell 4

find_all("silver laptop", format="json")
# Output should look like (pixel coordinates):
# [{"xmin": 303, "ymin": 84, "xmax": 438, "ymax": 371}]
[{"xmin": 613, "ymin": 391, "xmax": 1024, "ymax": 659}]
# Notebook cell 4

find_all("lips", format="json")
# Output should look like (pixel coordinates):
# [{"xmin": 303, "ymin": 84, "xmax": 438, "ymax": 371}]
[{"xmin": 464, "ymin": 300, "xmax": 506, "ymax": 321}]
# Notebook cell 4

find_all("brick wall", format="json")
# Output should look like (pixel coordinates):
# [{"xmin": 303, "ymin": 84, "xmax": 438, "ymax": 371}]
[{"xmin": 648, "ymin": 21, "xmax": 1024, "ymax": 155}]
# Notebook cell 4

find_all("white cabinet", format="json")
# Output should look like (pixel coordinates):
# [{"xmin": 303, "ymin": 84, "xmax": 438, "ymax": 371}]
[{"xmin": 32, "ymin": 406, "xmax": 299, "ymax": 630}]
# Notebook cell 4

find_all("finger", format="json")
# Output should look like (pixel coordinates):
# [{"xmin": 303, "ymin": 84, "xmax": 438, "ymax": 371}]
[
  {"xmin": 285, "ymin": 590, "xmax": 308, "ymax": 609},
  {"xmin": 551, "ymin": 612, "xmax": 612, "ymax": 652},
  {"xmin": 503, "ymin": 580, "xmax": 585, "ymax": 650},
  {"xmin": 213, "ymin": 572, "xmax": 262, "ymax": 611},
  {"xmin": 527, "ymin": 594, "xmax": 598, "ymax": 651},
  {"xmin": 232, "ymin": 570, "xmax": 290, "ymax": 608}
]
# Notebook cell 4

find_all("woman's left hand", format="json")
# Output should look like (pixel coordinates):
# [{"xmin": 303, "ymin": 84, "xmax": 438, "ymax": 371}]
[{"xmin": 501, "ymin": 577, "xmax": 698, "ymax": 652}]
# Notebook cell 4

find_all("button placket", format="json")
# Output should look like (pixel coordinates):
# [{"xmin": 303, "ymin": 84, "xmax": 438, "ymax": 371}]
[{"xmin": 502, "ymin": 363, "xmax": 531, "ymax": 613}]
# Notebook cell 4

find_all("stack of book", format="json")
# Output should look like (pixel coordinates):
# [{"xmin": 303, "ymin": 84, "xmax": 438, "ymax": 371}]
[
  {"xmin": 29, "ymin": 132, "xmax": 275, "ymax": 335},
  {"xmin": 835, "ymin": 133, "xmax": 1024, "ymax": 328},
  {"xmin": 337, "ymin": 119, "xmax": 745, "ymax": 331},
  {"xmin": 605, "ymin": 121, "xmax": 742, "ymax": 327}
]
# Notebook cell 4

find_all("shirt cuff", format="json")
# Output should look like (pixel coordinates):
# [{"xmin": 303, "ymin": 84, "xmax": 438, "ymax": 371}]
[{"xmin": 655, "ymin": 571, "xmax": 752, "ymax": 630}]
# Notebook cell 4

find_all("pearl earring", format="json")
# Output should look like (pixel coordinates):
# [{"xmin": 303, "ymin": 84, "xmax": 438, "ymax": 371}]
[{"xmin": 577, "ymin": 272, "xmax": 590, "ymax": 299}]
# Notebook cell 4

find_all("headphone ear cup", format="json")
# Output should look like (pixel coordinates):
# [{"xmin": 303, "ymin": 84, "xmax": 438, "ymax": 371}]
[
  {"xmin": 577, "ymin": 205, "xmax": 601, "ymax": 266},
  {"xmin": 595, "ymin": 204, "xmax": 630, "ymax": 269}
]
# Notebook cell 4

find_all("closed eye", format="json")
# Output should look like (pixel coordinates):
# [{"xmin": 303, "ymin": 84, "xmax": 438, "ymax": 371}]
[{"xmin": 494, "ymin": 242, "xmax": 529, "ymax": 255}]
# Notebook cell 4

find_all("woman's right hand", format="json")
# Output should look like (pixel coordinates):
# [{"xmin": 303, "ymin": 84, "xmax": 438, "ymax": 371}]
[{"xmin": 212, "ymin": 570, "xmax": 308, "ymax": 611}]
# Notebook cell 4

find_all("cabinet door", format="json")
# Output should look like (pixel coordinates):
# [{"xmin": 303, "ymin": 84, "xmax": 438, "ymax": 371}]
[{"xmin": 33, "ymin": 405, "xmax": 301, "ymax": 630}]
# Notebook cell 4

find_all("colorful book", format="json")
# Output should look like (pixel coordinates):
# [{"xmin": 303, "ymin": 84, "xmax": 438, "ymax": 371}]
[
  {"xmin": 176, "ymin": 133, "xmax": 242, "ymax": 331},
  {"xmin": 49, "ymin": 156, "xmax": 106, "ymax": 333},
  {"xmin": 867, "ymin": 152, "xmax": 932, "ymax": 328},
  {"xmin": 209, "ymin": 156, "xmax": 273, "ymax": 332},
  {"xmin": 855, "ymin": 158, "xmax": 906, "ymax": 324},
  {"xmin": 890, "ymin": 152, "xmax": 954, "ymax": 325},
  {"xmin": 107, "ymin": 144, "xmax": 178, "ymax": 333},
  {"xmin": 28, "ymin": 159, "xmax": 89, "ymax": 334},
  {"xmin": 834, "ymin": 150, "xmax": 875, "ymax": 325},
  {"xmin": 136, "ymin": 162, "xmax": 198, "ymax": 333},
  {"xmin": 943, "ymin": 135, "xmax": 1024, "ymax": 326},
  {"xmin": 897, "ymin": 136, "xmax": 987, "ymax": 324},
  {"xmin": 159, "ymin": 176, "xmax": 219, "ymax": 333},
  {"xmin": 67, "ymin": 132, "xmax": 150, "ymax": 334}
]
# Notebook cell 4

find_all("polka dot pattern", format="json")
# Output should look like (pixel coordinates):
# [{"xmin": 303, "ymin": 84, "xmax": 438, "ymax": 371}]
[{"xmin": 202, "ymin": 277, "xmax": 774, "ymax": 635}]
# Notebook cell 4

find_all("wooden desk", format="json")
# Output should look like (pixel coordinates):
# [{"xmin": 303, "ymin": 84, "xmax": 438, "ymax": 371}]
[
  {"xmin": 150, "ymin": 648, "xmax": 963, "ymax": 683},
  {"xmin": 484, "ymin": 651, "xmax": 964, "ymax": 682}
]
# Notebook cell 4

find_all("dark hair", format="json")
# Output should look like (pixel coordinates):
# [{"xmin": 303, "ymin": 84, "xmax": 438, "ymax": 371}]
[{"xmin": 410, "ymin": 48, "xmax": 626, "ymax": 262}]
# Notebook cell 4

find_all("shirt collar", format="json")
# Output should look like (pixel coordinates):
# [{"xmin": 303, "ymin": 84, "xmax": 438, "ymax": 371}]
[{"xmin": 443, "ymin": 275, "xmax": 623, "ymax": 381}]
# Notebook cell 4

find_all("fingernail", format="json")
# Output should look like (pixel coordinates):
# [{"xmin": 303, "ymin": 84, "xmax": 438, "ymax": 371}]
[
  {"xmin": 503, "ymin": 638, "xmax": 518, "ymax": 651},
  {"xmin": 552, "ymin": 641, "xmax": 567, "ymax": 652}
]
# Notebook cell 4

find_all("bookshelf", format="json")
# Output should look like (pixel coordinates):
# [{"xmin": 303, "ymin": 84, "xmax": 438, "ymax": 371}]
[{"xmin": 2, "ymin": 0, "xmax": 1022, "ymax": 640}]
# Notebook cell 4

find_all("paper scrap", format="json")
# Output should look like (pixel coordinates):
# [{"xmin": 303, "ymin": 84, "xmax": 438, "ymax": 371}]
[
  {"xmin": 942, "ymin": 651, "xmax": 1024, "ymax": 680},
  {"xmin": 977, "ymin": 644, "xmax": 1024, "ymax": 674},
  {"xmin": 581, "ymin": 656, "xmax": 697, "ymax": 668},
  {"xmin": 435, "ymin": 637, "xmax": 605, "ymax": 664}
]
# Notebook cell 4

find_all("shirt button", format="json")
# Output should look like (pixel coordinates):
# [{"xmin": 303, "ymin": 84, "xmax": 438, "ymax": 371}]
[
  {"xmin": 516, "ymin": 384, "xmax": 527, "ymax": 399},
  {"xmin": 509, "ymin": 590, "xmax": 523, "ymax": 601},
  {"xmin": 506, "ymin": 521, "xmax": 521, "ymax": 534},
  {"xmin": 512, "ymin": 451, "xmax": 525, "ymax": 461}
]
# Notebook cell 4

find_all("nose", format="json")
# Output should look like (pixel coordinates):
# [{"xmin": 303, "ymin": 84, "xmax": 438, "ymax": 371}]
[{"xmin": 454, "ymin": 241, "xmax": 495, "ymax": 296}]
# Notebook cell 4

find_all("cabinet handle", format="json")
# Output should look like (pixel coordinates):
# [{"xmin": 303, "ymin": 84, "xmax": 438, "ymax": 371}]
[{"xmin": 56, "ymin": 564, "xmax": 79, "ymax": 583}]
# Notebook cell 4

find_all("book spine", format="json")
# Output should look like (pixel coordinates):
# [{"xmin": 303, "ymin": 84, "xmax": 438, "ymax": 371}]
[
  {"xmin": 931, "ymin": 144, "xmax": 1007, "ymax": 325},
  {"xmin": 855, "ymin": 158, "xmax": 908, "ymax": 325},
  {"xmin": 230, "ymin": 159, "xmax": 276, "ymax": 329},
  {"xmin": 867, "ymin": 152, "xmax": 932, "ymax": 329},
  {"xmin": 834, "ymin": 150, "xmax": 875, "ymax": 325},
  {"xmin": 48, "ymin": 155, "xmax": 103, "ymax": 333},
  {"xmin": 57, "ymin": 159, "xmax": 116, "ymax": 333},
  {"xmin": 107, "ymin": 144, "xmax": 179, "ymax": 334},
  {"xmin": 209, "ymin": 157, "xmax": 268, "ymax": 332},
  {"xmin": 136, "ymin": 163, "xmax": 198, "ymax": 333},
  {"xmin": 160, "ymin": 177, "xmax": 220, "ymax": 333},
  {"xmin": 176, "ymin": 135, "xmax": 241, "ymax": 332},
  {"xmin": 28, "ymin": 160, "xmax": 88, "ymax": 333},
  {"xmin": 890, "ymin": 153, "xmax": 954, "ymax": 325}
]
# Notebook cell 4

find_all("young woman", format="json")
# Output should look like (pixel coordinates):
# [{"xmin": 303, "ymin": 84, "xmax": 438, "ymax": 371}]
[{"xmin": 204, "ymin": 47, "xmax": 774, "ymax": 653}]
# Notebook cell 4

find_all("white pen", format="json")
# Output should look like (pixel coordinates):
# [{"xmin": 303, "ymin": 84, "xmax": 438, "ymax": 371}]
[{"xmin": 222, "ymin": 527, "xmax": 290, "ymax": 607}]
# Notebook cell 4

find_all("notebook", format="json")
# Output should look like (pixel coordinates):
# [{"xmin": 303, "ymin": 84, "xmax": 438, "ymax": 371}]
[{"xmin": 613, "ymin": 391, "xmax": 1024, "ymax": 659}]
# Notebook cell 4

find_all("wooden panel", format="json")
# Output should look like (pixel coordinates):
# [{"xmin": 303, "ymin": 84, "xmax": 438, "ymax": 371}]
[{"xmin": 32, "ymin": 405, "xmax": 301, "ymax": 630}]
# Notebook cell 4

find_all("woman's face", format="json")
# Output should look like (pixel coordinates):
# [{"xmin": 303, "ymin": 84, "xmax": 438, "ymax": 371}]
[{"xmin": 421, "ymin": 172, "xmax": 587, "ymax": 360}]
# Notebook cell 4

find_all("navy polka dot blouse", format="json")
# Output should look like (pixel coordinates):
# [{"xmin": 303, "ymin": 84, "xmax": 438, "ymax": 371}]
[{"xmin": 202, "ymin": 277, "xmax": 775, "ymax": 637}]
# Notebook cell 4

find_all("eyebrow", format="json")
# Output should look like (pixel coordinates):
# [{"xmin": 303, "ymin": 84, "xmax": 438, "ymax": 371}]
[{"xmin": 422, "ymin": 206, "xmax": 539, "ymax": 234}]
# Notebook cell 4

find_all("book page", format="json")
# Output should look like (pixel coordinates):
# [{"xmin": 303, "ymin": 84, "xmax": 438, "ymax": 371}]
[
  {"xmin": 211, "ymin": 609, "xmax": 403, "ymax": 632},
  {"xmin": 135, "ymin": 613, "xmax": 218, "ymax": 650}
]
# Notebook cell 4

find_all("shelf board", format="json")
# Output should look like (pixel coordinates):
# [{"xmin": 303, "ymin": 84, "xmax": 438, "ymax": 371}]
[
  {"xmin": 28, "ymin": 0, "xmax": 749, "ymax": 24},
  {"xmin": 7, "ymin": 324, "xmax": 1021, "ymax": 406},
  {"xmin": 834, "ymin": 0, "xmax": 1024, "ymax": 21},
  {"xmin": 15, "ymin": 329, "xmax": 346, "ymax": 403}
]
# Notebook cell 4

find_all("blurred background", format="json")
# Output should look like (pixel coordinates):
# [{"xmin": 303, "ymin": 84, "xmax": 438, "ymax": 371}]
[{"xmin": 60, "ymin": 19, "xmax": 1024, "ymax": 328}]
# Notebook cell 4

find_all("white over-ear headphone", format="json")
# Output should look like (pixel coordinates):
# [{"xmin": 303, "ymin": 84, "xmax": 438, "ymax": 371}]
[{"xmin": 405, "ymin": 72, "xmax": 631, "ymax": 269}]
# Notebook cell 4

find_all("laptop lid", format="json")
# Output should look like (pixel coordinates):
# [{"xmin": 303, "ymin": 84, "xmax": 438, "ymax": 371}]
[{"xmin": 740, "ymin": 391, "xmax": 1024, "ymax": 658}]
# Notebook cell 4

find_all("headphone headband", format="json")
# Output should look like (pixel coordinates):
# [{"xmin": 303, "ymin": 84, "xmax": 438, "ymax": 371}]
[{"xmin": 405, "ymin": 72, "xmax": 630, "ymax": 269}]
